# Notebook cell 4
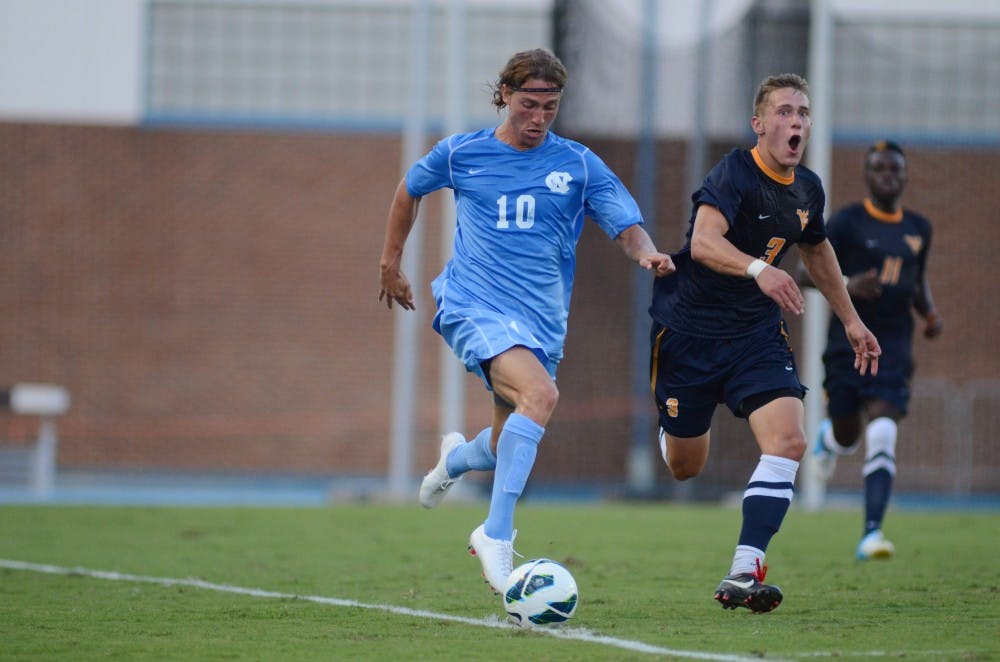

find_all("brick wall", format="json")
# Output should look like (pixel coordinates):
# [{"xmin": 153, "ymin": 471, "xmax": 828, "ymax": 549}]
[{"xmin": 1, "ymin": 123, "xmax": 996, "ymax": 492}]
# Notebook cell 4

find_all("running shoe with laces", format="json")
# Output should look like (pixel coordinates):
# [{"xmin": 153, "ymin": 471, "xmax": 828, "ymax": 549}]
[
  {"xmin": 468, "ymin": 524, "xmax": 519, "ymax": 594},
  {"xmin": 418, "ymin": 432, "xmax": 466, "ymax": 509},
  {"xmin": 714, "ymin": 559, "xmax": 783, "ymax": 613},
  {"xmin": 856, "ymin": 529, "xmax": 894, "ymax": 560}
]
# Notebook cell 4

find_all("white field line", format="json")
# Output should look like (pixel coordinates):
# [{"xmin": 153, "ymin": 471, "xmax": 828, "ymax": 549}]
[
  {"xmin": 3, "ymin": 559, "xmax": 964, "ymax": 660},
  {"xmin": 1, "ymin": 558, "xmax": 765, "ymax": 661}
]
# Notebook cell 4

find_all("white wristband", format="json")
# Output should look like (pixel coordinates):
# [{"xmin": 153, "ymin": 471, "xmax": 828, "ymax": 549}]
[{"xmin": 746, "ymin": 258, "xmax": 768, "ymax": 280}]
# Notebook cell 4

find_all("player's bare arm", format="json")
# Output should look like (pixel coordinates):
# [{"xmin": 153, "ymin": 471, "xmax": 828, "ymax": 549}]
[
  {"xmin": 794, "ymin": 261, "xmax": 881, "ymax": 300},
  {"xmin": 614, "ymin": 225, "xmax": 676, "ymax": 277},
  {"xmin": 913, "ymin": 274, "xmax": 943, "ymax": 339},
  {"xmin": 691, "ymin": 204, "xmax": 804, "ymax": 315},
  {"xmin": 800, "ymin": 240, "xmax": 881, "ymax": 375},
  {"xmin": 847, "ymin": 268, "xmax": 882, "ymax": 300},
  {"xmin": 378, "ymin": 178, "xmax": 421, "ymax": 310},
  {"xmin": 799, "ymin": 240, "xmax": 858, "ymax": 323}
]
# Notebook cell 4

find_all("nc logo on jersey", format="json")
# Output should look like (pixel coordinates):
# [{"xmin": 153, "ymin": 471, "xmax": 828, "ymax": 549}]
[
  {"xmin": 545, "ymin": 171, "xmax": 573, "ymax": 194},
  {"xmin": 904, "ymin": 234, "xmax": 923, "ymax": 254},
  {"xmin": 796, "ymin": 208, "xmax": 809, "ymax": 230}
]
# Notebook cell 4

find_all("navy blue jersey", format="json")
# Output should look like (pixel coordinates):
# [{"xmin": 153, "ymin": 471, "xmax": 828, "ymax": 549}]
[
  {"xmin": 650, "ymin": 147, "xmax": 826, "ymax": 339},
  {"xmin": 825, "ymin": 199, "xmax": 932, "ymax": 352}
]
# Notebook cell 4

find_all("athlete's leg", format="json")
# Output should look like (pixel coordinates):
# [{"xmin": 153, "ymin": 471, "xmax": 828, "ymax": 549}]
[
  {"xmin": 649, "ymin": 323, "xmax": 715, "ymax": 479},
  {"xmin": 420, "ymin": 411, "xmax": 500, "ymax": 510},
  {"xmin": 481, "ymin": 346, "xmax": 556, "ymax": 541},
  {"xmin": 812, "ymin": 409, "xmax": 862, "ymax": 482},
  {"xmin": 446, "ymin": 426, "xmax": 498, "ymax": 476},
  {"xmin": 854, "ymin": 410, "xmax": 898, "ymax": 559},
  {"xmin": 859, "ymin": 400, "xmax": 901, "ymax": 541},
  {"xmin": 659, "ymin": 429, "xmax": 710, "ymax": 480},
  {"xmin": 812, "ymin": 375, "xmax": 863, "ymax": 486},
  {"xmin": 731, "ymin": 396, "xmax": 804, "ymax": 574},
  {"xmin": 467, "ymin": 347, "xmax": 556, "ymax": 592},
  {"xmin": 829, "ymin": 413, "xmax": 863, "ymax": 451},
  {"xmin": 713, "ymin": 396, "xmax": 802, "ymax": 613},
  {"xmin": 819, "ymin": 354, "xmax": 864, "ymax": 455}
]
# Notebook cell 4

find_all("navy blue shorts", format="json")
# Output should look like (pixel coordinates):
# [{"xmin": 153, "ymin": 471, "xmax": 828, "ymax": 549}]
[
  {"xmin": 822, "ymin": 334, "xmax": 913, "ymax": 417},
  {"xmin": 649, "ymin": 321, "xmax": 806, "ymax": 438}
]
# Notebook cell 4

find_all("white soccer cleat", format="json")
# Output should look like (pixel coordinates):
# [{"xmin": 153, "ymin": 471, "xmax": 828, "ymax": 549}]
[
  {"xmin": 812, "ymin": 418, "xmax": 837, "ymax": 482},
  {"xmin": 418, "ymin": 433, "xmax": 466, "ymax": 509},
  {"xmin": 468, "ymin": 524, "xmax": 517, "ymax": 594},
  {"xmin": 856, "ymin": 529, "xmax": 895, "ymax": 560}
]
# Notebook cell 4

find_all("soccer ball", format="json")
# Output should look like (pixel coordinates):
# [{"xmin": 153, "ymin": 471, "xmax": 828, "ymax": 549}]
[{"xmin": 502, "ymin": 558, "xmax": 578, "ymax": 627}]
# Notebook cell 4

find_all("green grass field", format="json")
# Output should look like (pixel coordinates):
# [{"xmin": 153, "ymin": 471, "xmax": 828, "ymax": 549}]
[{"xmin": 1, "ymin": 502, "xmax": 995, "ymax": 660}]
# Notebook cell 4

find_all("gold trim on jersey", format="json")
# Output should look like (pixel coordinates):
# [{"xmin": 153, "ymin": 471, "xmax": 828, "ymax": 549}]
[
  {"xmin": 751, "ymin": 146, "xmax": 795, "ymax": 185},
  {"xmin": 863, "ymin": 198, "xmax": 903, "ymax": 223},
  {"xmin": 650, "ymin": 326, "xmax": 666, "ymax": 395},
  {"xmin": 650, "ymin": 327, "xmax": 679, "ymax": 418}
]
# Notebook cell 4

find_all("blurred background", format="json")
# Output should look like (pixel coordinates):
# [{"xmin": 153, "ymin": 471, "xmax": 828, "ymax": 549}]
[{"xmin": 1, "ymin": 0, "xmax": 997, "ymax": 506}]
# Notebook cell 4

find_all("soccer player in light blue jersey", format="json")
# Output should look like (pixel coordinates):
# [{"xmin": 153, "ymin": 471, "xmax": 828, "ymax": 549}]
[{"xmin": 379, "ymin": 48, "xmax": 674, "ymax": 594}]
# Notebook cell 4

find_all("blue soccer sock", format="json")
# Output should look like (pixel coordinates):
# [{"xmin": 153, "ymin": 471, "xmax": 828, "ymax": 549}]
[
  {"xmin": 863, "ymin": 470, "xmax": 893, "ymax": 535},
  {"xmin": 731, "ymin": 454, "xmax": 798, "ymax": 575},
  {"xmin": 483, "ymin": 414, "xmax": 544, "ymax": 541},
  {"xmin": 862, "ymin": 417, "xmax": 897, "ymax": 535},
  {"xmin": 445, "ymin": 427, "xmax": 497, "ymax": 476}
]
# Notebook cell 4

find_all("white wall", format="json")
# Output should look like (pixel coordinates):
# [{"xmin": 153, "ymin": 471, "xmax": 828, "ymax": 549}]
[
  {"xmin": 3, "ymin": 0, "xmax": 995, "ymax": 129},
  {"xmin": 830, "ymin": 0, "xmax": 1000, "ymax": 19},
  {"xmin": 0, "ymin": 0, "xmax": 143, "ymax": 124}
]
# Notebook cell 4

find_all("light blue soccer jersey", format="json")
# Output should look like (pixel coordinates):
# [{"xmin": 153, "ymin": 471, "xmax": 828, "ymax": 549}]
[{"xmin": 407, "ymin": 128, "xmax": 642, "ymax": 364}]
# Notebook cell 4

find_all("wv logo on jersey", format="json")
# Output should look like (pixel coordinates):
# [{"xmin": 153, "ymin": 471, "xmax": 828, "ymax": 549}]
[
  {"xmin": 796, "ymin": 208, "xmax": 809, "ymax": 230},
  {"xmin": 904, "ymin": 234, "xmax": 923, "ymax": 254},
  {"xmin": 545, "ymin": 171, "xmax": 573, "ymax": 194}
]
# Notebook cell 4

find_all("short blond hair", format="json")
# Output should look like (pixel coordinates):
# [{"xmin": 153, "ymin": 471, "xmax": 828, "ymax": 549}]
[{"xmin": 753, "ymin": 73, "xmax": 809, "ymax": 117}]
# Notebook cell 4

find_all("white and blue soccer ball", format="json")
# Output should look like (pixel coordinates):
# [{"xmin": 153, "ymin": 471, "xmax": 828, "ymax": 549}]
[{"xmin": 502, "ymin": 558, "xmax": 578, "ymax": 628}]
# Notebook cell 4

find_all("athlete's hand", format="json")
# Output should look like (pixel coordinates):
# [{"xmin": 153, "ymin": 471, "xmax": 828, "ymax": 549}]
[
  {"xmin": 846, "ymin": 268, "xmax": 881, "ymax": 301},
  {"xmin": 378, "ymin": 266, "xmax": 415, "ymax": 310},
  {"xmin": 756, "ymin": 265, "xmax": 805, "ymax": 316},
  {"xmin": 640, "ymin": 252, "xmax": 676, "ymax": 277},
  {"xmin": 845, "ymin": 320, "xmax": 881, "ymax": 376},
  {"xmin": 923, "ymin": 311, "xmax": 943, "ymax": 339}
]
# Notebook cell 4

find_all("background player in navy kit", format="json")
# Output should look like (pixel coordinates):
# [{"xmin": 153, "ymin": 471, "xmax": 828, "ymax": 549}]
[
  {"xmin": 648, "ymin": 74, "xmax": 881, "ymax": 613},
  {"xmin": 379, "ymin": 49, "xmax": 674, "ymax": 594},
  {"xmin": 799, "ymin": 140, "xmax": 943, "ymax": 560}
]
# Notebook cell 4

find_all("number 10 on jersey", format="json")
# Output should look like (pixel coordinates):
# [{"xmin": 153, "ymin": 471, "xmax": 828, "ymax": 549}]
[{"xmin": 497, "ymin": 194, "xmax": 536, "ymax": 229}]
